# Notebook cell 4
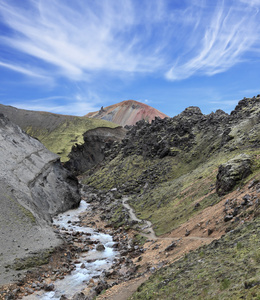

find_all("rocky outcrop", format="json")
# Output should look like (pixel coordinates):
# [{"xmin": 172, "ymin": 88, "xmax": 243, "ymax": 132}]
[
  {"xmin": 0, "ymin": 114, "xmax": 80, "ymax": 284},
  {"xmin": 216, "ymin": 154, "xmax": 252, "ymax": 196},
  {"xmin": 85, "ymin": 100, "xmax": 168, "ymax": 126},
  {"xmin": 64, "ymin": 127, "xmax": 127, "ymax": 175},
  {"xmin": 107, "ymin": 96, "xmax": 260, "ymax": 161},
  {"xmin": 118, "ymin": 107, "xmax": 229, "ymax": 159}
]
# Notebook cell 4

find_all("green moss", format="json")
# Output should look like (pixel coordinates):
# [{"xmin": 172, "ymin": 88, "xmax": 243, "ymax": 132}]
[
  {"xmin": 26, "ymin": 117, "xmax": 118, "ymax": 162},
  {"xmin": 133, "ymin": 234, "xmax": 148, "ymax": 246},
  {"xmin": 10, "ymin": 249, "xmax": 54, "ymax": 270},
  {"xmin": 18, "ymin": 203, "xmax": 36, "ymax": 224},
  {"xmin": 5, "ymin": 194, "xmax": 36, "ymax": 225}
]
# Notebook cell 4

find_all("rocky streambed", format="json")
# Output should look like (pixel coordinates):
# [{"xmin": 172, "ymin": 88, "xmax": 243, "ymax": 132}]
[
  {"xmin": 1, "ymin": 189, "xmax": 144, "ymax": 300},
  {"xmin": 22, "ymin": 201, "xmax": 117, "ymax": 299}
]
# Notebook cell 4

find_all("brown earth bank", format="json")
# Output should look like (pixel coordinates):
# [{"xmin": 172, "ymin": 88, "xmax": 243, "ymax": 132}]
[{"xmin": 1, "ymin": 177, "xmax": 259, "ymax": 300}]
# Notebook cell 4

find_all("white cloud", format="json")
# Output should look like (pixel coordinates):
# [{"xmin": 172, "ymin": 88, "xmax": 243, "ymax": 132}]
[
  {"xmin": 0, "ymin": 0, "xmax": 166, "ymax": 81},
  {"xmin": 0, "ymin": 0, "xmax": 259, "ymax": 83},
  {"xmin": 166, "ymin": 1, "xmax": 260, "ymax": 80},
  {"xmin": 9, "ymin": 93, "xmax": 101, "ymax": 116},
  {"xmin": 0, "ymin": 61, "xmax": 49, "ymax": 79}
]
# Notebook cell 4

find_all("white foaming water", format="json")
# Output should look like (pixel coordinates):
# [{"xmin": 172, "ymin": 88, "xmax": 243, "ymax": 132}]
[{"xmin": 23, "ymin": 200, "xmax": 118, "ymax": 299}]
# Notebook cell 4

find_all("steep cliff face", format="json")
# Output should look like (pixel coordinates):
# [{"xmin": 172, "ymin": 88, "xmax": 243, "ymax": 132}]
[
  {"xmin": 0, "ymin": 114, "xmax": 80, "ymax": 284},
  {"xmin": 85, "ymin": 100, "xmax": 168, "ymax": 126},
  {"xmin": 64, "ymin": 126, "xmax": 127, "ymax": 175}
]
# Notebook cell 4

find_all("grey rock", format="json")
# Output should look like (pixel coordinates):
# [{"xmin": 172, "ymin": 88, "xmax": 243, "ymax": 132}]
[
  {"xmin": 44, "ymin": 283, "xmax": 54, "ymax": 291},
  {"xmin": 72, "ymin": 292, "xmax": 88, "ymax": 300},
  {"xmin": 96, "ymin": 244, "xmax": 105, "ymax": 251},
  {"xmin": 165, "ymin": 241, "xmax": 177, "ymax": 252},
  {"xmin": 216, "ymin": 154, "xmax": 252, "ymax": 196},
  {"xmin": 224, "ymin": 215, "xmax": 233, "ymax": 222}
]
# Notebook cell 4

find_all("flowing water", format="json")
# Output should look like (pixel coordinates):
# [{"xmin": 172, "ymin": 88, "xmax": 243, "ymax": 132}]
[{"xmin": 24, "ymin": 200, "xmax": 118, "ymax": 299}]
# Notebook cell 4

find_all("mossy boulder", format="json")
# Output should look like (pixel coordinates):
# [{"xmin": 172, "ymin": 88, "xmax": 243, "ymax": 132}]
[{"xmin": 216, "ymin": 154, "xmax": 252, "ymax": 196}]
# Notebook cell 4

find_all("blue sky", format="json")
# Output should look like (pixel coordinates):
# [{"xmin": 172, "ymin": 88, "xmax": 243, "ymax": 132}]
[{"xmin": 0, "ymin": 0, "xmax": 260, "ymax": 117}]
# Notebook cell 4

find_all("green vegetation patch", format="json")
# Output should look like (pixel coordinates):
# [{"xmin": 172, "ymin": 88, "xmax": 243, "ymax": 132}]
[
  {"xmin": 26, "ymin": 117, "xmax": 118, "ymax": 162},
  {"xmin": 131, "ymin": 213, "xmax": 260, "ymax": 300},
  {"xmin": 10, "ymin": 249, "xmax": 54, "ymax": 270},
  {"xmin": 85, "ymin": 148, "xmax": 260, "ymax": 236},
  {"xmin": 0, "ymin": 194, "xmax": 36, "ymax": 229}
]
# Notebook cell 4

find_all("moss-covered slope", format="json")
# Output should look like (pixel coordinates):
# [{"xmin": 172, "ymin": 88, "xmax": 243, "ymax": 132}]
[{"xmin": 83, "ymin": 96, "xmax": 260, "ymax": 235}]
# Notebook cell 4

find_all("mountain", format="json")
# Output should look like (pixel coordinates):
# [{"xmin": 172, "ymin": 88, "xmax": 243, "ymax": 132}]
[
  {"xmin": 0, "ymin": 104, "xmax": 119, "ymax": 162},
  {"xmin": 85, "ymin": 100, "xmax": 168, "ymax": 126},
  {"xmin": 0, "ymin": 114, "xmax": 80, "ymax": 284}
]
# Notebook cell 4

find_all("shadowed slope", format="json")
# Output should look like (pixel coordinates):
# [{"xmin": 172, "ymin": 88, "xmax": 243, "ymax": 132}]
[{"xmin": 0, "ymin": 114, "xmax": 80, "ymax": 284}]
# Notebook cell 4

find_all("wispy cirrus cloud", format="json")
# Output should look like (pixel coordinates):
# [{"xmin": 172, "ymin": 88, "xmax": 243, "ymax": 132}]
[
  {"xmin": 0, "ymin": 0, "xmax": 167, "ymax": 81},
  {"xmin": 166, "ymin": 1, "xmax": 260, "ymax": 80},
  {"xmin": 0, "ymin": 0, "xmax": 259, "ymax": 84},
  {"xmin": 0, "ymin": 61, "xmax": 49, "ymax": 79}
]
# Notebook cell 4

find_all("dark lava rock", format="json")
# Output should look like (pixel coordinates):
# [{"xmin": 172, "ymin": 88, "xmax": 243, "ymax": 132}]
[
  {"xmin": 95, "ymin": 280, "xmax": 108, "ymax": 295},
  {"xmin": 208, "ymin": 229, "xmax": 214, "ymax": 236},
  {"xmin": 96, "ymin": 243, "xmax": 105, "ymax": 251},
  {"xmin": 64, "ymin": 127, "xmax": 126, "ymax": 175},
  {"xmin": 71, "ymin": 292, "xmax": 88, "ymax": 300},
  {"xmin": 241, "ymin": 194, "xmax": 251, "ymax": 206},
  {"xmin": 194, "ymin": 202, "xmax": 201, "ymax": 209},
  {"xmin": 185, "ymin": 230, "xmax": 191, "ymax": 236},
  {"xmin": 44, "ymin": 283, "xmax": 54, "ymax": 291},
  {"xmin": 165, "ymin": 242, "xmax": 177, "ymax": 252},
  {"xmin": 224, "ymin": 215, "xmax": 233, "ymax": 222},
  {"xmin": 216, "ymin": 154, "xmax": 252, "ymax": 196}
]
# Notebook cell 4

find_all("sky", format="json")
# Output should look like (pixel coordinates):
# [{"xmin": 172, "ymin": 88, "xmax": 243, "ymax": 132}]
[{"xmin": 0, "ymin": 0, "xmax": 260, "ymax": 117}]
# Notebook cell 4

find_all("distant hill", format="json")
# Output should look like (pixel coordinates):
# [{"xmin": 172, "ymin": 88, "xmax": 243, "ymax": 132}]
[
  {"xmin": 0, "ymin": 104, "xmax": 119, "ymax": 162},
  {"xmin": 85, "ymin": 100, "xmax": 168, "ymax": 126}
]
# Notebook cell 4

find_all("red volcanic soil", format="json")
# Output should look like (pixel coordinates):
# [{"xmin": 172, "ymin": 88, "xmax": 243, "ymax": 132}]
[{"xmin": 85, "ymin": 100, "xmax": 168, "ymax": 126}]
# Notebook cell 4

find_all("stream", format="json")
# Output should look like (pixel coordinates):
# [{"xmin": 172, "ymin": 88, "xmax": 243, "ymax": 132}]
[{"xmin": 23, "ymin": 200, "xmax": 118, "ymax": 299}]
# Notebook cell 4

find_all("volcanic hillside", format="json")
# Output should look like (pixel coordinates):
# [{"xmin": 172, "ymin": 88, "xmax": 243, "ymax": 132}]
[
  {"xmin": 81, "ymin": 95, "xmax": 260, "ymax": 298},
  {"xmin": 85, "ymin": 100, "xmax": 168, "ymax": 126}
]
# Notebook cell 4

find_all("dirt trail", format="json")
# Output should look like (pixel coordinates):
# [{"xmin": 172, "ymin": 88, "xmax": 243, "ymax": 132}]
[
  {"xmin": 98, "ymin": 197, "xmax": 217, "ymax": 300},
  {"xmin": 122, "ymin": 197, "xmax": 215, "ymax": 243}
]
